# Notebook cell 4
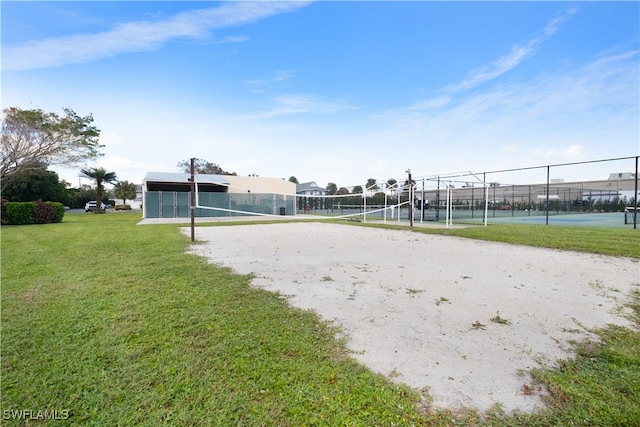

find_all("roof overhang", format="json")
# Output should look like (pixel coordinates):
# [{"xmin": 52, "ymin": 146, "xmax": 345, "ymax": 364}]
[{"xmin": 143, "ymin": 172, "xmax": 230, "ymax": 186}]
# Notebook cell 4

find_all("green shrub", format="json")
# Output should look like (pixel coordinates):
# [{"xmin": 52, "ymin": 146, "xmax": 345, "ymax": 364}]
[
  {"xmin": 1, "ymin": 201, "xmax": 64, "ymax": 225},
  {"xmin": 1, "ymin": 199, "xmax": 6, "ymax": 224},
  {"xmin": 47, "ymin": 202, "xmax": 65, "ymax": 223},
  {"xmin": 4, "ymin": 202, "xmax": 35, "ymax": 225}
]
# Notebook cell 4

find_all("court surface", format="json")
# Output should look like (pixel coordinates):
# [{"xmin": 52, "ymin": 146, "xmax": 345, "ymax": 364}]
[
  {"xmin": 186, "ymin": 222, "xmax": 639, "ymax": 413},
  {"xmin": 460, "ymin": 211, "xmax": 635, "ymax": 228}
]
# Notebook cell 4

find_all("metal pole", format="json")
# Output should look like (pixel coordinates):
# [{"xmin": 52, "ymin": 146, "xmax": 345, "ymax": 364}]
[
  {"xmin": 407, "ymin": 170, "xmax": 413, "ymax": 228},
  {"xmin": 635, "ymin": 156, "xmax": 638, "ymax": 229},
  {"xmin": 363, "ymin": 185, "xmax": 367, "ymax": 223},
  {"xmin": 190, "ymin": 157, "xmax": 195, "ymax": 242},
  {"xmin": 545, "ymin": 165, "xmax": 550, "ymax": 226},
  {"xmin": 436, "ymin": 177, "xmax": 440, "ymax": 222},
  {"xmin": 445, "ymin": 183, "xmax": 450, "ymax": 228},
  {"xmin": 471, "ymin": 184, "xmax": 474, "ymax": 219},
  {"xmin": 493, "ymin": 185, "xmax": 496, "ymax": 218},
  {"xmin": 384, "ymin": 183, "xmax": 388, "ymax": 223},
  {"xmin": 383, "ymin": 187, "xmax": 387, "ymax": 221},
  {"xmin": 484, "ymin": 177, "xmax": 489, "ymax": 226},
  {"xmin": 482, "ymin": 173, "xmax": 486, "ymax": 226},
  {"xmin": 421, "ymin": 178, "xmax": 424, "ymax": 223},
  {"xmin": 397, "ymin": 183, "xmax": 400, "ymax": 222}
]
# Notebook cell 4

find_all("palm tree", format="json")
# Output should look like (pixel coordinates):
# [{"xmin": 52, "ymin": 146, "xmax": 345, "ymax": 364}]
[
  {"xmin": 113, "ymin": 180, "xmax": 136, "ymax": 209},
  {"xmin": 366, "ymin": 178, "xmax": 378, "ymax": 192},
  {"xmin": 80, "ymin": 167, "xmax": 117, "ymax": 213}
]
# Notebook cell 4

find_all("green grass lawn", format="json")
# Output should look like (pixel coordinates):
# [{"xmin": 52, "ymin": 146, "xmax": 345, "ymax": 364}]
[
  {"xmin": 444, "ymin": 223, "xmax": 640, "ymax": 258},
  {"xmin": 2, "ymin": 213, "xmax": 638, "ymax": 425},
  {"xmin": 350, "ymin": 221, "xmax": 640, "ymax": 258}
]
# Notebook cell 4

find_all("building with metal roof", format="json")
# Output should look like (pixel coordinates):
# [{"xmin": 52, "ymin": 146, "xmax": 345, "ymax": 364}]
[{"xmin": 142, "ymin": 172, "xmax": 296, "ymax": 219}]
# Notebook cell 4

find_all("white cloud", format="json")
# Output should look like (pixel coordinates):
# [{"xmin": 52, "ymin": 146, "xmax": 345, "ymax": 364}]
[
  {"xmin": 54, "ymin": 155, "xmax": 169, "ymax": 185},
  {"xmin": 368, "ymin": 47, "xmax": 638, "ymax": 179},
  {"xmin": 3, "ymin": 1, "xmax": 311, "ymax": 70},
  {"xmin": 449, "ymin": 45, "xmax": 532, "ymax": 92},
  {"xmin": 447, "ymin": 8, "xmax": 577, "ymax": 92},
  {"xmin": 223, "ymin": 159, "xmax": 265, "ymax": 176},
  {"xmin": 247, "ymin": 69, "xmax": 299, "ymax": 88},
  {"xmin": 101, "ymin": 155, "xmax": 166, "ymax": 174},
  {"xmin": 273, "ymin": 70, "xmax": 297, "ymax": 82},
  {"xmin": 406, "ymin": 96, "xmax": 452, "ymax": 111},
  {"xmin": 243, "ymin": 93, "xmax": 358, "ymax": 119},
  {"xmin": 204, "ymin": 35, "xmax": 250, "ymax": 45},
  {"xmin": 533, "ymin": 144, "xmax": 585, "ymax": 160}
]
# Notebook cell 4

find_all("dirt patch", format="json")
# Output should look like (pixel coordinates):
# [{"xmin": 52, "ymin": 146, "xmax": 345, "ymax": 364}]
[{"xmin": 185, "ymin": 222, "xmax": 639, "ymax": 413}]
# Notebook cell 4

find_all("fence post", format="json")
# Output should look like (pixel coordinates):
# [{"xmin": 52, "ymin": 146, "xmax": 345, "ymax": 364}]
[
  {"xmin": 190, "ymin": 158, "xmax": 195, "ymax": 242},
  {"xmin": 635, "ymin": 156, "xmax": 638, "ymax": 229},
  {"xmin": 545, "ymin": 166, "xmax": 550, "ymax": 225}
]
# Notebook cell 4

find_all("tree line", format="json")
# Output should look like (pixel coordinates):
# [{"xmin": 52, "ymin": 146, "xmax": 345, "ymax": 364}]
[{"xmin": 1, "ymin": 107, "xmax": 135, "ymax": 210}]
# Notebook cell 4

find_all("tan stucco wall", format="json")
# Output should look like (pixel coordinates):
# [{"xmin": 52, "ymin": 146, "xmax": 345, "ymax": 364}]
[{"xmin": 225, "ymin": 176, "xmax": 296, "ymax": 195}]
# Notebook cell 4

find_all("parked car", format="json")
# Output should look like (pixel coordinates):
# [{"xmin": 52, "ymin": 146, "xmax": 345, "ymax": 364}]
[{"xmin": 85, "ymin": 201, "xmax": 106, "ymax": 212}]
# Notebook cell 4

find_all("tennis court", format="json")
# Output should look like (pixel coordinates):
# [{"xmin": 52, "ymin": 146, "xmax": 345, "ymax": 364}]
[{"xmin": 457, "ymin": 211, "xmax": 633, "ymax": 228}]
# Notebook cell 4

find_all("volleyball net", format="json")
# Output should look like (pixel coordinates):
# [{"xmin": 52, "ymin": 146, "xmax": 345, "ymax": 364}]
[
  {"xmin": 192, "ymin": 175, "xmax": 489, "ymax": 225},
  {"xmin": 193, "ymin": 180, "xmax": 414, "ymax": 222}
]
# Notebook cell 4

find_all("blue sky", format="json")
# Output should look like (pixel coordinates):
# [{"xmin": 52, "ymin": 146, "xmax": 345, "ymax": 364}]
[{"xmin": 2, "ymin": 1, "xmax": 639, "ymax": 188}]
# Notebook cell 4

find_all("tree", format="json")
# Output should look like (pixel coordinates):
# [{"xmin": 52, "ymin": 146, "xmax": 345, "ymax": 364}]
[
  {"xmin": 326, "ymin": 182, "xmax": 337, "ymax": 195},
  {"xmin": 365, "ymin": 178, "xmax": 378, "ymax": 192},
  {"xmin": 1, "ymin": 161, "xmax": 68, "ymax": 203},
  {"xmin": 177, "ymin": 158, "xmax": 236, "ymax": 175},
  {"xmin": 80, "ymin": 167, "xmax": 117, "ymax": 213},
  {"xmin": 385, "ymin": 179, "xmax": 399, "ymax": 204},
  {"xmin": 1, "ymin": 107, "xmax": 102, "ymax": 191},
  {"xmin": 113, "ymin": 180, "xmax": 136, "ymax": 208},
  {"xmin": 352, "ymin": 185, "xmax": 363, "ymax": 194},
  {"xmin": 288, "ymin": 176, "xmax": 299, "ymax": 184}
]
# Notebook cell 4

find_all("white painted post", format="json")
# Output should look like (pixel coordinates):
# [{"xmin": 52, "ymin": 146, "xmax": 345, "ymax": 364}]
[
  {"xmin": 363, "ymin": 187, "xmax": 367, "ymax": 223},
  {"xmin": 445, "ymin": 184, "xmax": 450, "ymax": 228},
  {"xmin": 384, "ymin": 185, "xmax": 388, "ymax": 223}
]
